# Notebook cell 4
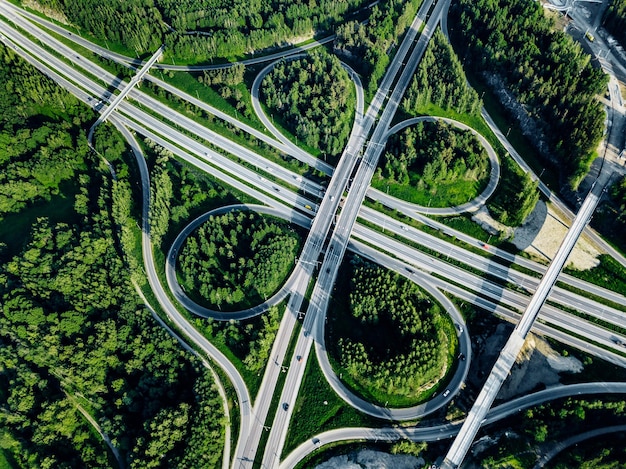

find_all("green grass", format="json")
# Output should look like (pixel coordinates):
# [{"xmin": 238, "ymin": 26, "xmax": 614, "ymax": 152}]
[
  {"xmin": 564, "ymin": 255, "xmax": 626, "ymax": 297},
  {"xmin": 372, "ymin": 176, "xmax": 486, "ymax": 207},
  {"xmin": 283, "ymin": 353, "xmax": 383, "ymax": 458}
]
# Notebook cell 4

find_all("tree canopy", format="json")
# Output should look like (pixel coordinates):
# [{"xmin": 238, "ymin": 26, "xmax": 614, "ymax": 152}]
[
  {"xmin": 0, "ymin": 42, "xmax": 225, "ymax": 468},
  {"xmin": 26, "ymin": 0, "xmax": 372, "ymax": 61},
  {"xmin": 402, "ymin": 28, "xmax": 482, "ymax": 116},
  {"xmin": 261, "ymin": 49, "xmax": 355, "ymax": 160},
  {"xmin": 375, "ymin": 121, "xmax": 490, "ymax": 207},
  {"xmin": 178, "ymin": 210, "xmax": 303, "ymax": 310},
  {"xmin": 329, "ymin": 256, "xmax": 454, "ymax": 405},
  {"xmin": 450, "ymin": 0, "xmax": 608, "ymax": 188}
]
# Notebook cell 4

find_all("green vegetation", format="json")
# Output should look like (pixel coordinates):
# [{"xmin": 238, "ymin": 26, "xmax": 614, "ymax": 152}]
[
  {"xmin": 334, "ymin": 0, "xmax": 423, "ymax": 95},
  {"xmin": 487, "ymin": 155, "xmax": 539, "ymax": 226},
  {"xmin": 402, "ymin": 28, "xmax": 481, "ymax": 116},
  {"xmin": 374, "ymin": 120, "xmax": 490, "ymax": 207},
  {"xmin": 548, "ymin": 432, "xmax": 626, "ymax": 469},
  {"xmin": 178, "ymin": 210, "xmax": 302, "ymax": 310},
  {"xmin": 476, "ymin": 397, "xmax": 626, "ymax": 468},
  {"xmin": 601, "ymin": 174, "xmax": 626, "ymax": 253},
  {"xmin": 604, "ymin": 0, "xmax": 626, "ymax": 50},
  {"xmin": 450, "ymin": 0, "xmax": 608, "ymax": 189},
  {"xmin": 284, "ymin": 354, "xmax": 381, "ymax": 456},
  {"xmin": 564, "ymin": 254, "xmax": 626, "ymax": 298},
  {"xmin": 0, "ymin": 48, "xmax": 92, "ymax": 219},
  {"xmin": 26, "ymin": 0, "xmax": 373, "ymax": 61},
  {"xmin": 328, "ymin": 255, "xmax": 455, "ymax": 406},
  {"xmin": 261, "ymin": 50, "xmax": 355, "ymax": 161},
  {"xmin": 197, "ymin": 306, "xmax": 282, "ymax": 377},
  {"xmin": 394, "ymin": 23, "xmax": 538, "ymax": 225},
  {"xmin": 0, "ymin": 43, "xmax": 226, "ymax": 468}
]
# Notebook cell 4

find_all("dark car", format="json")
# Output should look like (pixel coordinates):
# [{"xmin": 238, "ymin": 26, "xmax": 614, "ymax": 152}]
[{"xmin": 283, "ymin": 402, "xmax": 289, "ymax": 411}]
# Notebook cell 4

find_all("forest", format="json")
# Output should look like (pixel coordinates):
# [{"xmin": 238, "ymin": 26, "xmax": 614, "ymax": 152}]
[
  {"xmin": 26, "ymin": 0, "xmax": 372, "ymax": 61},
  {"xmin": 0, "ymin": 44, "xmax": 225, "ymax": 468},
  {"xmin": 177, "ymin": 210, "xmax": 303, "ymax": 310},
  {"xmin": 450, "ymin": 0, "xmax": 608, "ymax": 188},
  {"xmin": 328, "ymin": 255, "xmax": 453, "ymax": 405},
  {"xmin": 375, "ymin": 121, "xmax": 490, "ymax": 207},
  {"xmin": 603, "ymin": 0, "xmax": 626, "ymax": 50},
  {"xmin": 402, "ymin": 28, "xmax": 481, "ymax": 116},
  {"xmin": 333, "ymin": 0, "xmax": 423, "ymax": 94},
  {"xmin": 260, "ymin": 50, "xmax": 355, "ymax": 160}
]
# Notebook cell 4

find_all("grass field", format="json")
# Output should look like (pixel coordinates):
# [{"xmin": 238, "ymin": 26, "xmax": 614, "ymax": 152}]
[{"xmin": 283, "ymin": 353, "xmax": 382, "ymax": 457}]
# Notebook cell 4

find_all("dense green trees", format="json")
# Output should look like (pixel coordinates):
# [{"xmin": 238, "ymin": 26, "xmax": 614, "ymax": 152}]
[
  {"xmin": 450, "ymin": 0, "xmax": 608, "ymax": 188},
  {"xmin": 403, "ymin": 28, "xmax": 481, "ymax": 116},
  {"xmin": 0, "ymin": 43, "xmax": 225, "ymax": 468},
  {"xmin": 178, "ymin": 210, "xmax": 302, "ymax": 310},
  {"xmin": 0, "ymin": 46, "xmax": 93, "ymax": 220},
  {"xmin": 27, "ymin": 0, "xmax": 372, "ymax": 61},
  {"xmin": 375, "ymin": 121, "xmax": 490, "ymax": 207},
  {"xmin": 334, "ymin": 0, "xmax": 423, "ymax": 94},
  {"xmin": 329, "ymin": 256, "xmax": 453, "ymax": 404},
  {"xmin": 261, "ymin": 50, "xmax": 355, "ymax": 159}
]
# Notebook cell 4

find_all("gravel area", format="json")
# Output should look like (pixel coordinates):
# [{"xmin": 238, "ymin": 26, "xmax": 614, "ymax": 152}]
[
  {"xmin": 512, "ymin": 200, "xmax": 600, "ymax": 270},
  {"xmin": 315, "ymin": 449, "xmax": 425, "ymax": 469}
]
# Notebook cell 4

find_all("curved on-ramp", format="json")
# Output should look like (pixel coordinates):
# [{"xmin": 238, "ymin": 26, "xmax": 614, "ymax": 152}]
[
  {"xmin": 312, "ymin": 237, "xmax": 472, "ymax": 421},
  {"xmin": 165, "ymin": 204, "xmax": 312, "ymax": 321},
  {"xmin": 280, "ymin": 382, "xmax": 626, "ymax": 469},
  {"xmin": 369, "ymin": 116, "xmax": 500, "ymax": 215}
]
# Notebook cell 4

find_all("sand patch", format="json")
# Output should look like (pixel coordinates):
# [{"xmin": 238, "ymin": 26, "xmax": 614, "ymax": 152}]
[{"xmin": 513, "ymin": 200, "xmax": 600, "ymax": 270}]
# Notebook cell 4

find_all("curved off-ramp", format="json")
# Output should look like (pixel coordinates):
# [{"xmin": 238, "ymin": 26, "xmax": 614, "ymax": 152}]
[
  {"xmin": 250, "ymin": 53, "xmax": 365, "ymax": 176},
  {"xmin": 281, "ymin": 382, "xmax": 626, "ymax": 469},
  {"xmin": 312, "ymin": 237, "xmax": 472, "ymax": 421},
  {"xmin": 368, "ymin": 116, "xmax": 500, "ymax": 215}
]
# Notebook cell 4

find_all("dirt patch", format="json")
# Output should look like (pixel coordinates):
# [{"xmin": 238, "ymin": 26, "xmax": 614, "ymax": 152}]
[
  {"xmin": 23, "ymin": 0, "xmax": 69, "ymax": 24},
  {"xmin": 499, "ymin": 333, "xmax": 583, "ymax": 401},
  {"xmin": 513, "ymin": 200, "xmax": 600, "ymax": 270},
  {"xmin": 471, "ymin": 206, "xmax": 514, "ymax": 238}
]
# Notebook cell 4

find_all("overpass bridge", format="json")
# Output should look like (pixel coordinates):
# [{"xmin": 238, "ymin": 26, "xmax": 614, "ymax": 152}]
[
  {"xmin": 89, "ymin": 45, "xmax": 164, "ymax": 137},
  {"xmin": 439, "ymin": 178, "xmax": 607, "ymax": 469}
]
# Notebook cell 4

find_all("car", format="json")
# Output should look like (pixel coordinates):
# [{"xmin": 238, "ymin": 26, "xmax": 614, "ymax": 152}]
[
  {"xmin": 455, "ymin": 323, "xmax": 463, "ymax": 333},
  {"xmin": 442, "ymin": 389, "xmax": 451, "ymax": 398},
  {"xmin": 283, "ymin": 402, "xmax": 289, "ymax": 411},
  {"xmin": 458, "ymin": 353, "xmax": 466, "ymax": 361},
  {"xmin": 405, "ymin": 267, "xmax": 414, "ymax": 273},
  {"xmin": 296, "ymin": 355, "xmax": 302, "ymax": 362},
  {"xmin": 330, "ymin": 195, "xmax": 335, "ymax": 201}
]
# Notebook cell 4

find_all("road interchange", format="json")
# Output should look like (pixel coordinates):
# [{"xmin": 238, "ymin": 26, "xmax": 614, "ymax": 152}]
[{"xmin": 2, "ymin": 0, "xmax": 626, "ymax": 467}]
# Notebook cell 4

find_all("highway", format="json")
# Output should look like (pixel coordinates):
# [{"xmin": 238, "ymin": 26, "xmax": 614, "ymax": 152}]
[
  {"xmin": 3, "ymin": 1, "xmax": 626, "ymax": 467},
  {"xmin": 262, "ymin": 0, "xmax": 451, "ymax": 466}
]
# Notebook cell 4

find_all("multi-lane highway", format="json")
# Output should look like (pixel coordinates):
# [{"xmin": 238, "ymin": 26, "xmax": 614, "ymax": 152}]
[{"xmin": 3, "ymin": 0, "xmax": 626, "ymax": 468}]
